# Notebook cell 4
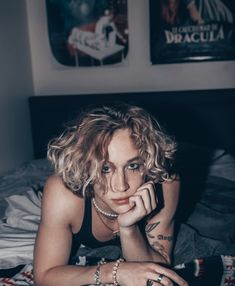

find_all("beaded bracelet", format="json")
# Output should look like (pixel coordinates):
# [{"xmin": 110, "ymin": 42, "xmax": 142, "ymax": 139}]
[
  {"xmin": 94, "ymin": 258, "xmax": 106, "ymax": 285},
  {"xmin": 112, "ymin": 258, "xmax": 125, "ymax": 286}
]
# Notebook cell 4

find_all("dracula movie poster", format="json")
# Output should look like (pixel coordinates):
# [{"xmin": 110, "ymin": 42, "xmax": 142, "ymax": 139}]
[
  {"xmin": 46, "ymin": 0, "xmax": 128, "ymax": 67},
  {"xmin": 150, "ymin": 0, "xmax": 235, "ymax": 64}
]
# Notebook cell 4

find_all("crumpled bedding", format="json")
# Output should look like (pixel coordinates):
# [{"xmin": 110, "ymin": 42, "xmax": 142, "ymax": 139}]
[
  {"xmin": 0, "ymin": 158, "xmax": 52, "ymax": 271},
  {"xmin": 0, "ymin": 149, "xmax": 235, "ymax": 285},
  {"xmin": 0, "ymin": 189, "xmax": 42, "ymax": 270},
  {"xmin": 173, "ymin": 175, "xmax": 235, "ymax": 266},
  {"xmin": 0, "ymin": 159, "xmax": 52, "ymax": 220}
]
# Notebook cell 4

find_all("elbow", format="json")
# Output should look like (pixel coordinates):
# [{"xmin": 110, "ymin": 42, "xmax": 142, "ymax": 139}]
[
  {"xmin": 164, "ymin": 255, "xmax": 172, "ymax": 266},
  {"xmin": 33, "ymin": 268, "xmax": 52, "ymax": 286},
  {"xmin": 151, "ymin": 249, "xmax": 172, "ymax": 266},
  {"xmin": 158, "ymin": 253, "xmax": 172, "ymax": 266},
  {"xmin": 33, "ymin": 273, "xmax": 45, "ymax": 286}
]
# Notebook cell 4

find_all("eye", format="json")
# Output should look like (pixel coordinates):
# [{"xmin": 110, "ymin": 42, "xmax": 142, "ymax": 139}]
[
  {"xmin": 101, "ymin": 164, "xmax": 111, "ymax": 173},
  {"xmin": 127, "ymin": 163, "xmax": 140, "ymax": 171}
]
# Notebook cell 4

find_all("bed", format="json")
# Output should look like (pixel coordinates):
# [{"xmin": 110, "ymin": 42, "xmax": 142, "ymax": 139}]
[{"xmin": 0, "ymin": 89, "xmax": 235, "ymax": 285}]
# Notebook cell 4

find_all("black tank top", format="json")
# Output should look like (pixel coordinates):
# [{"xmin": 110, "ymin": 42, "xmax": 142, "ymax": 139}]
[
  {"xmin": 69, "ymin": 199, "xmax": 120, "ymax": 263},
  {"xmin": 68, "ymin": 183, "xmax": 162, "ymax": 264}
]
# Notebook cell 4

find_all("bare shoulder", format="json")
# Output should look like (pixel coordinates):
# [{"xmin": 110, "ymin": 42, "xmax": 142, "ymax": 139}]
[
  {"xmin": 161, "ymin": 175, "xmax": 180, "ymax": 193},
  {"xmin": 43, "ymin": 175, "xmax": 80, "ymax": 205},
  {"xmin": 41, "ymin": 175, "xmax": 85, "ymax": 232}
]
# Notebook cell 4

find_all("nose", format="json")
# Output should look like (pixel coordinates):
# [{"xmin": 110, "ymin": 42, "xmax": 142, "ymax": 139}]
[{"xmin": 111, "ymin": 169, "xmax": 129, "ymax": 192}]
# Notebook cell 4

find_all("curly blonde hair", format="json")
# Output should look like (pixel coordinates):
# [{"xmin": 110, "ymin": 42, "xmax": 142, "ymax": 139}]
[{"xmin": 47, "ymin": 103, "xmax": 177, "ymax": 197}]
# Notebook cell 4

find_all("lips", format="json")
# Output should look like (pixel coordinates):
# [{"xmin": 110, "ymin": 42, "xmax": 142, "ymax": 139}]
[{"xmin": 112, "ymin": 197, "xmax": 130, "ymax": 205}]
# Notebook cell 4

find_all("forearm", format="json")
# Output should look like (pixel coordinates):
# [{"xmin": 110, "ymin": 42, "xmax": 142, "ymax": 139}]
[
  {"xmin": 187, "ymin": 2, "xmax": 204, "ymax": 23},
  {"xmin": 119, "ymin": 225, "xmax": 170, "ymax": 264},
  {"xmin": 34, "ymin": 263, "xmax": 116, "ymax": 286}
]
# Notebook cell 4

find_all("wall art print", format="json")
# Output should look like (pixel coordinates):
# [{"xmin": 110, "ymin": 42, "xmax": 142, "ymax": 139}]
[
  {"xmin": 150, "ymin": 0, "xmax": 235, "ymax": 64},
  {"xmin": 46, "ymin": 0, "xmax": 129, "ymax": 67}
]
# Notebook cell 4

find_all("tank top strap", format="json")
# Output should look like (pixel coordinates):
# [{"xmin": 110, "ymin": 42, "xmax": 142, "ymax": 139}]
[{"xmin": 72, "ymin": 198, "xmax": 120, "ymax": 251}]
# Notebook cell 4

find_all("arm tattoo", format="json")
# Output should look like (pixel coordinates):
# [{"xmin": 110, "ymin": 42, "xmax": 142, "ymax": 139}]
[
  {"xmin": 157, "ymin": 234, "xmax": 173, "ymax": 241},
  {"xmin": 145, "ymin": 221, "xmax": 171, "ymax": 263},
  {"xmin": 145, "ymin": 222, "xmax": 160, "ymax": 239},
  {"xmin": 150, "ymin": 241, "xmax": 170, "ymax": 264}
]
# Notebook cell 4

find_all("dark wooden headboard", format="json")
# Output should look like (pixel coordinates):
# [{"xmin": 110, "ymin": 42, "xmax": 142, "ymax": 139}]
[{"xmin": 29, "ymin": 89, "xmax": 235, "ymax": 159}]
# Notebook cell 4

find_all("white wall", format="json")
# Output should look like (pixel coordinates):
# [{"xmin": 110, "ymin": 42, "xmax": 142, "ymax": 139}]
[
  {"xmin": 26, "ymin": 0, "xmax": 235, "ymax": 96},
  {"xmin": 0, "ymin": 0, "xmax": 34, "ymax": 175}
]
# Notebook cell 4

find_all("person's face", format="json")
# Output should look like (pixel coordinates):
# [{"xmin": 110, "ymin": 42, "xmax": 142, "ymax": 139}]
[
  {"xmin": 168, "ymin": 0, "xmax": 177, "ymax": 12},
  {"xmin": 93, "ymin": 128, "xmax": 145, "ymax": 214},
  {"xmin": 68, "ymin": 0, "xmax": 95, "ymax": 18}
]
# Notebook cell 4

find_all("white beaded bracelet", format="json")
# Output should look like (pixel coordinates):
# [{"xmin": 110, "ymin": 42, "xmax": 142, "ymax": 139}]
[
  {"xmin": 112, "ymin": 258, "xmax": 125, "ymax": 286},
  {"xmin": 94, "ymin": 264, "xmax": 102, "ymax": 285},
  {"xmin": 94, "ymin": 258, "xmax": 106, "ymax": 285}
]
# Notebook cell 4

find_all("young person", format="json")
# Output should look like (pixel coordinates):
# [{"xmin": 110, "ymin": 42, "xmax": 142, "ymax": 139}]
[
  {"xmin": 33, "ymin": 103, "xmax": 188, "ymax": 286},
  {"xmin": 160, "ymin": 0, "xmax": 181, "ymax": 25},
  {"xmin": 184, "ymin": 0, "xmax": 233, "ymax": 25}
]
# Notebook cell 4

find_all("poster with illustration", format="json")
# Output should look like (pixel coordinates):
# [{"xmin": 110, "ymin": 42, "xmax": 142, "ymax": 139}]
[
  {"xmin": 150, "ymin": 0, "xmax": 235, "ymax": 64},
  {"xmin": 46, "ymin": 0, "xmax": 128, "ymax": 67}
]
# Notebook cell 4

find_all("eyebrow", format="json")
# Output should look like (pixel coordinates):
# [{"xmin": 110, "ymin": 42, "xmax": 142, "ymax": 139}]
[
  {"xmin": 104, "ymin": 156, "xmax": 142, "ymax": 165},
  {"xmin": 127, "ymin": 156, "xmax": 142, "ymax": 163}
]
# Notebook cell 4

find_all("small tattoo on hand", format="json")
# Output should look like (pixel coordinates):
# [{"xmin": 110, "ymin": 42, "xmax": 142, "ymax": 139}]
[{"xmin": 147, "ymin": 279, "xmax": 154, "ymax": 286}]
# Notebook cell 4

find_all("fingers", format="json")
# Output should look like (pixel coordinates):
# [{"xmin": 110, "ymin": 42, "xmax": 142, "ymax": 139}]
[
  {"xmin": 119, "ymin": 262, "xmax": 188, "ymax": 286},
  {"xmin": 118, "ymin": 182, "xmax": 158, "ymax": 226},
  {"xmin": 147, "ymin": 273, "xmax": 187, "ymax": 286},
  {"xmin": 152, "ymin": 273, "xmax": 174, "ymax": 286},
  {"xmin": 150, "ymin": 266, "xmax": 188, "ymax": 286},
  {"xmin": 135, "ymin": 181, "xmax": 157, "ymax": 213},
  {"xmin": 148, "ymin": 273, "xmax": 173, "ymax": 286},
  {"xmin": 147, "ymin": 277, "xmax": 173, "ymax": 286},
  {"xmin": 144, "ymin": 263, "xmax": 187, "ymax": 286},
  {"xmin": 128, "ymin": 195, "xmax": 146, "ymax": 215}
]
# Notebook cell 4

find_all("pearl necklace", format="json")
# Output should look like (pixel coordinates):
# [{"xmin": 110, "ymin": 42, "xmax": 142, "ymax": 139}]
[{"xmin": 92, "ymin": 198, "xmax": 118, "ymax": 218}]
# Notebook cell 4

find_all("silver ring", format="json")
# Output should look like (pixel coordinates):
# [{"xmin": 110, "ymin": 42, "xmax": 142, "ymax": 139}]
[{"xmin": 156, "ymin": 273, "xmax": 164, "ymax": 283}]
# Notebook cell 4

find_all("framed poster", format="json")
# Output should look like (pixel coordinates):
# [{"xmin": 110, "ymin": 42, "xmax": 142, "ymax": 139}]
[
  {"xmin": 46, "ymin": 0, "xmax": 128, "ymax": 67},
  {"xmin": 150, "ymin": 0, "xmax": 235, "ymax": 64}
]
